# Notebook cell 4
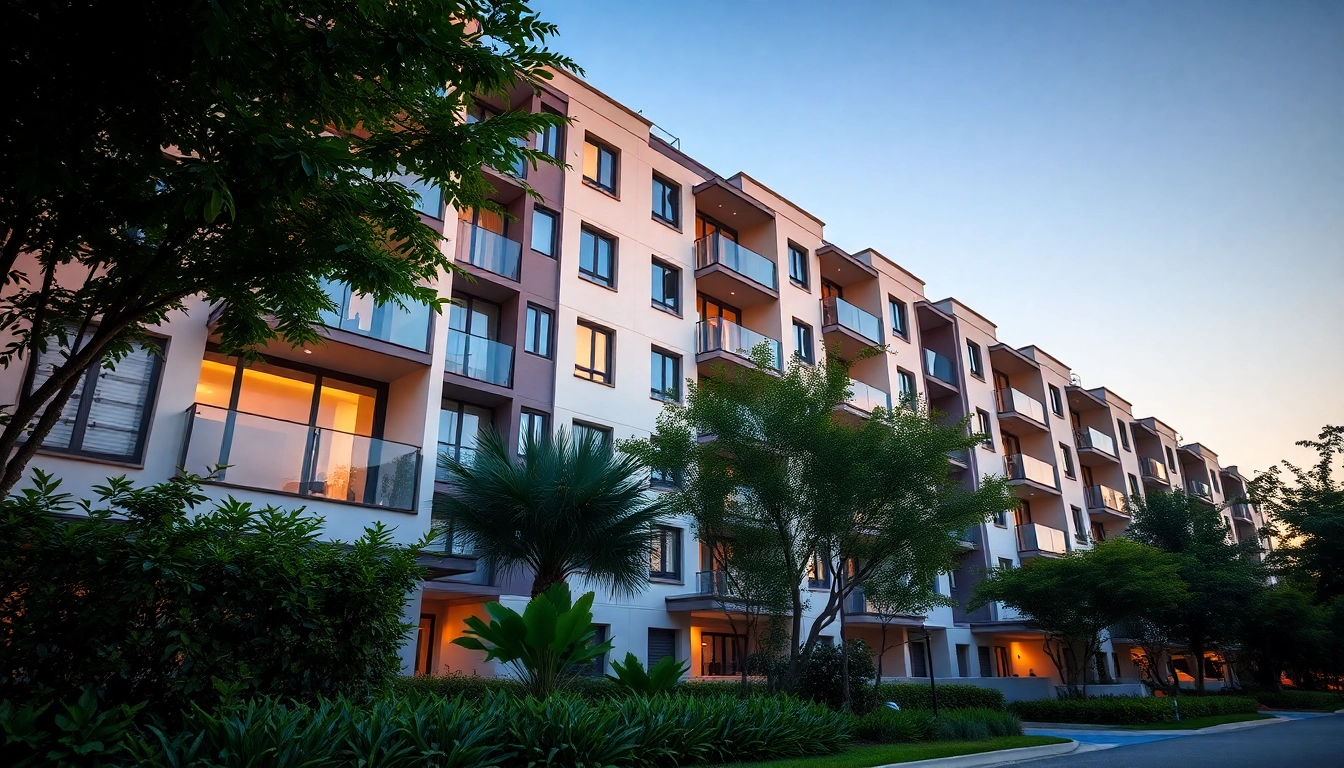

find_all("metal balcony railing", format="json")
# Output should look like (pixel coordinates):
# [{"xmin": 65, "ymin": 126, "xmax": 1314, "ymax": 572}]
[
  {"xmin": 822, "ymin": 296, "xmax": 882, "ymax": 344},
  {"xmin": 1229, "ymin": 503, "xmax": 1253, "ymax": 522},
  {"xmin": 696, "ymin": 317, "xmax": 782, "ymax": 370},
  {"xmin": 694, "ymin": 233, "xmax": 778, "ymax": 290},
  {"xmin": 696, "ymin": 569, "xmax": 735, "ymax": 597},
  {"xmin": 1186, "ymin": 480, "xmax": 1213, "ymax": 499}
]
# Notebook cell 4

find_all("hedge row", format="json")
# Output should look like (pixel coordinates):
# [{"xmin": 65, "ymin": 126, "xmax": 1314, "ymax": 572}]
[
  {"xmin": 851, "ymin": 707, "xmax": 1022, "ymax": 743},
  {"xmin": 1251, "ymin": 689, "xmax": 1344, "ymax": 711},
  {"xmin": 3, "ymin": 691, "xmax": 851, "ymax": 768},
  {"xmin": 876, "ymin": 683, "xmax": 1007, "ymax": 712},
  {"xmin": 1009, "ymin": 695, "xmax": 1259, "ymax": 725}
]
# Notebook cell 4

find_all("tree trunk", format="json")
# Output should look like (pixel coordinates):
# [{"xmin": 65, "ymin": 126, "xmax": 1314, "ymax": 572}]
[
  {"xmin": 875, "ymin": 621, "xmax": 888, "ymax": 693},
  {"xmin": 1191, "ymin": 642, "xmax": 1206, "ymax": 694},
  {"xmin": 838, "ymin": 568, "xmax": 850, "ymax": 711},
  {"xmin": 530, "ymin": 569, "xmax": 567, "ymax": 598}
]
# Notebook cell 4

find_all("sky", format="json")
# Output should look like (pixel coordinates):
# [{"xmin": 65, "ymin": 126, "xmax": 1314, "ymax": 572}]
[{"xmin": 535, "ymin": 0, "xmax": 1344, "ymax": 476}]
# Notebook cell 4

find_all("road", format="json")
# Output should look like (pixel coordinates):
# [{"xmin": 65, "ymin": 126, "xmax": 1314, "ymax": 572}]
[{"xmin": 1021, "ymin": 714, "xmax": 1344, "ymax": 767}]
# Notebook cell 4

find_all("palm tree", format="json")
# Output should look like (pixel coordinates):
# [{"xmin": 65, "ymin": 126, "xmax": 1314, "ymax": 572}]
[{"xmin": 433, "ymin": 427, "xmax": 668, "ymax": 598}]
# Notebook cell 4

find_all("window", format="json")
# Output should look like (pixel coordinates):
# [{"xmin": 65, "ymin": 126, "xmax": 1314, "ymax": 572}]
[
  {"xmin": 787, "ymin": 243, "xmax": 809, "ymax": 288},
  {"xmin": 947, "ymin": 570, "xmax": 958, "ymax": 591},
  {"xmin": 992, "ymin": 509, "xmax": 1007, "ymax": 527},
  {"xmin": 1059, "ymin": 443, "xmax": 1076, "ymax": 479},
  {"xmin": 977, "ymin": 409, "xmax": 993, "ymax": 448},
  {"xmin": 793, "ymin": 320, "xmax": 814, "ymax": 364},
  {"xmin": 573, "ymin": 421, "xmax": 613, "ymax": 450},
  {"xmin": 579, "ymin": 227, "xmax": 616, "ymax": 287},
  {"xmin": 651, "ymin": 259, "xmax": 680, "ymax": 313},
  {"xmin": 1048, "ymin": 385, "xmax": 1063, "ymax": 416},
  {"xmin": 909, "ymin": 641, "xmax": 928, "ymax": 677},
  {"xmin": 415, "ymin": 614, "xmax": 436, "ymax": 675},
  {"xmin": 806, "ymin": 552, "xmax": 832, "ymax": 589},
  {"xmin": 648, "ymin": 628, "xmax": 676, "ymax": 667},
  {"xmin": 538, "ymin": 110, "xmax": 563, "ymax": 160},
  {"xmin": 531, "ymin": 207, "xmax": 558, "ymax": 256},
  {"xmin": 1210, "ymin": 470, "xmax": 1220, "ymax": 494},
  {"xmin": 956, "ymin": 644, "xmax": 970, "ymax": 678},
  {"xmin": 1128, "ymin": 473, "xmax": 1141, "ymax": 496},
  {"xmin": 897, "ymin": 369, "xmax": 917, "ymax": 403},
  {"xmin": 524, "ymin": 304, "xmax": 553, "ymax": 358},
  {"xmin": 966, "ymin": 341, "xmax": 984, "ymax": 378},
  {"xmin": 574, "ymin": 323, "xmax": 613, "ymax": 384},
  {"xmin": 1166, "ymin": 446, "xmax": 1178, "ymax": 475},
  {"xmin": 582, "ymin": 625, "xmax": 610, "ymax": 677},
  {"xmin": 1117, "ymin": 419, "xmax": 1131, "ymax": 451},
  {"xmin": 1072, "ymin": 506, "xmax": 1088, "ymax": 544},
  {"xmin": 519, "ymin": 410, "xmax": 548, "ymax": 455},
  {"xmin": 701, "ymin": 632, "xmax": 745, "ymax": 676},
  {"xmin": 439, "ymin": 399, "xmax": 492, "ymax": 478},
  {"xmin": 651, "ymin": 174, "xmax": 680, "ymax": 227},
  {"xmin": 888, "ymin": 297, "xmax": 908, "ymax": 338},
  {"xmin": 583, "ymin": 136, "xmax": 618, "ymax": 193},
  {"xmin": 978, "ymin": 646, "xmax": 993, "ymax": 677},
  {"xmin": 998, "ymin": 558, "xmax": 1014, "ymax": 570},
  {"xmin": 650, "ymin": 526, "xmax": 682, "ymax": 579},
  {"xmin": 651, "ymin": 348, "xmax": 681, "ymax": 401},
  {"xmin": 28, "ymin": 334, "xmax": 164, "ymax": 463}
]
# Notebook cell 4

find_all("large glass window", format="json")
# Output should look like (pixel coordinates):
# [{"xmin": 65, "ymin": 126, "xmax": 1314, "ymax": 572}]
[
  {"xmin": 651, "ymin": 174, "xmax": 680, "ymax": 227},
  {"xmin": 650, "ymin": 526, "xmax": 682, "ymax": 579},
  {"xmin": 579, "ymin": 227, "xmax": 616, "ymax": 287},
  {"xmin": 793, "ymin": 321, "xmax": 814, "ymax": 364},
  {"xmin": 28, "ymin": 332, "xmax": 164, "ymax": 463},
  {"xmin": 538, "ymin": 110, "xmax": 563, "ymax": 160},
  {"xmin": 651, "ymin": 348, "xmax": 681, "ymax": 401},
  {"xmin": 966, "ymin": 340, "xmax": 984, "ymax": 378},
  {"xmin": 525, "ymin": 304, "xmax": 553, "ymax": 358},
  {"xmin": 788, "ymin": 244, "xmax": 808, "ymax": 288},
  {"xmin": 897, "ymin": 369, "xmax": 917, "ymax": 403},
  {"xmin": 701, "ymin": 633, "xmax": 745, "ymax": 677},
  {"xmin": 531, "ymin": 206, "xmax": 557, "ymax": 257},
  {"xmin": 449, "ymin": 294, "xmax": 501, "ymax": 340},
  {"xmin": 518, "ymin": 409, "xmax": 549, "ymax": 455},
  {"xmin": 439, "ymin": 399, "xmax": 492, "ymax": 479},
  {"xmin": 575, "ymin": 323, "xmax": 613, "ymax": 384},
  {"xmin": 582, "ymin": 137, "xmax": 618, "ymax": 193},
  {"xmin": 888, "ymin": 297, "xmax": 908, "ymax": 338},
  {"xmin": 573, "ymin": 421, "xmax": 613, "ymax": 450},
  {"xmin": 696, "ymin": 294, "xmax": 741, "ymax": 324},
  {"xmin": 651, "ymin": 259, "xmax": 680, "ymax": 313},
  {"xmin": 1049, "ymin": 385, "xmax": 1064, "ymax": 416}
]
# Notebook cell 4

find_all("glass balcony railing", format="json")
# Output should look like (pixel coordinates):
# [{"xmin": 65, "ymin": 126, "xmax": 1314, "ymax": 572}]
[
  {"xmin": 318, "ymin": 280, "xmax": 432, "ymax": 352},
  {"xmin": 696, "ymin": 570, "xmax": 734, "ymax": 597},
  {"xmin": 445, "ymin": 329, "xmax": 514, "ymax": 387},
  {"xmin": 181, "ymin": 404, "xmax": 420, "ymax": 511},
  {"xmin": 1085, "ymin": 484, "xmax": 1127, "ymax": 514},
  {"xmin": 1004, "ymin": 453, "xmax": 1059, "ymax": 489},
  {"xmin": 822, "ymin": 297, "xmax": 882, "ymax": 344},
  {"xmin": 994, "ymin": 387, "xmax": 1046, "ymax": 425},
  {"xmin": 435, "ymin": 442, "xmax": 478, "ymax": 482},
  {"xmin": 696, "ymin": 317, "xmax": 782, "ymax": 370},
  {"xmin": 458, "ymin": 222, "xmax": 522, "ymax": 281},
  {"xmin": 1229, "ymin": 502, "xmax": 1253, "ymax": 522},
  {"xmin": 1015, "ymin": 523, "xmax": 1068, "ymax": 556},
  {"xmin": 923, "ymin": 349, "xmax": 957, "ymax": 386},
  {"xmin": 1075, "ymin": 427, "xmax": 1117, "ymax": 457},
  {"xmin": 1186, "ymin": 479, "xmax": 1213, "ymax": 499},
  {"xmin": 847, "ymin": 378, "xmax": 891, "ymax": 413},
  {"xmin": 947, "ymin": 448, "xmax": 970, "ymax": 467},
  {"xmin": 1141, "ymin": 456, "xmax": 1169, "ymax": 483},
  {"xmin": 694, "ymin": 233, "xmax": 778, "ymax": 290}
]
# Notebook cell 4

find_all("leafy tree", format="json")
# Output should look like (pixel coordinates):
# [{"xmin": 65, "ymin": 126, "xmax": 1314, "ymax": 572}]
[
  {"xmin": 972, "ymin": 539, "xmax": 1186, "ymax": 695},
  {"xmin": 621, "ymin": 346, "xmax": 1011, "ymax": 695},
  {"xmin": 607, "ymin": 653, "xmax": 689, "ymax": 695},
  {"xmin": 0, "ymin": 0, "xmax": 574, "ymax": 495},
  {"xmin": 434, "ymin": 428, "xmax": 668, "ymax": 598},
  {"xmin": 1124, "ymin": 488, "xmax": 1265, "ymax": 692},
  {"xmin": 859, "ymin": 561, "xmax": 954, "ymax": 690},
  {"xmin": 1235, "ymin": 583, "xmax": 1337, "ymax": 691},
  {"xmin": 0, "ymin": 470, "xmax": 425, "ymax": 715},
  {"xmin": 1251, "ymin": 424, "xmax": 1344, "ymax": 601},
  {"xmin": 453, "ymin": 583, "xmax": 613, "ymax": 699}
]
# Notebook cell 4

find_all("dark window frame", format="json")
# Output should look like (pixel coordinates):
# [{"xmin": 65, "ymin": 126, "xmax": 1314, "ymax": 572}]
[
  {"xmin": 650, "ymin": 347, "xmax": 682, "ymax": 402},
  {"xmin": 966, "ymin": 340, "xmax": 984, "ymax": 378},
  {"xmin": 524, "ymin": 303, "xmax": 554, "ymax": 359},
  {"xmin": 579, "ymin": 225, "xmax": 617, "ymax": 288},
  {"xmin": 574, "ymin": 322, "xmax": 614, "ymax": 385},
  {"xmin": 651, "ymin": 257, "xmax": 681, "ymax": 315},
  {"xmin": 888, "ymin": 297, "xmax": 908, "ymax": 339},
  {"xmin": 1059, "ymin": 442, "xmax": 1076, "ymax": 479},
  {"xmin": 538, "ymin": 108, "xmax": 564, "ymax": 160},
  {"xmin": 572, "ymin": 419, "xmax": 614, "ymax": 451},
  {"xmin": 977, "ymin": 408, "xmax": 994, "ymax": 449},
  {"xmin": 787, "ymin": 243, "xmax": 809, "ymax": 288},
  {"xmin": 649, "ymin": 525, "xmax": 683, "ymax": 580},
  {"xmin": 1048, "ymin": 385, "xmax": 1063, "ymax": 417},
  {"xmin": 651, "ymin": 173, "xmax": 681, "ymax": 228},
  {"xmin": 530, "ymin": 205, "xmax": 559, "ymax": 257},
  {"xmin": 518, "ymin": 409, "xmax": 549, "ymax": 455},
  {"xmin": 896, "ymin": 368, "xmax": 917, "ymax": 404},
  {"xmin": 1117, "ymin": 419, "xmax": 1131, "ymax": 451},
  {"xmin": 792, "ymin": 320, "xmax": 814, "ymax": 364},
  {"xmin": 583, "ymin": 135, "xmax": 619, "ymax": 194}
]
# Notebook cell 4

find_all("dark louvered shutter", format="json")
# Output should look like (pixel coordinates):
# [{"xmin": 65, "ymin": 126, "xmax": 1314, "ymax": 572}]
[
  {"xmin": 978, "ymin": 646, "xmax": 993, "ymax": 677},
  {"xmin": 647, "ymin": 628, "xmax": 676, "ymax": 667}
]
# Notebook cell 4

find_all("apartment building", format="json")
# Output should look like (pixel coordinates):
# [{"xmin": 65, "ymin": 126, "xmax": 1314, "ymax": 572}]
[{"xmin": 2, "ymin": 69, "xmax": 1271, "ymax": 692}]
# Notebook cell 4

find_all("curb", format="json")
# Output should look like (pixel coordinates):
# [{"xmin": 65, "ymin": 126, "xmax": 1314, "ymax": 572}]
[{"xmin": 871, "ymin": 739, "xmax": 1079, "ymax": 768}]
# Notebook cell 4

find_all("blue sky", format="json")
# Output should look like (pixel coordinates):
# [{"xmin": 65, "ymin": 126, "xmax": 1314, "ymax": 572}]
[{"xmin": 536, "ymin": 0, "xmax": 1344, "ymax": 474}]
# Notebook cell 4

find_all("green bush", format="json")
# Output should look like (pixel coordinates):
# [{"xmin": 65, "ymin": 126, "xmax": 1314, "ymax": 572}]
[
  {"xmin": 1009, "ymin": 695, "xmax": 1259, "ymax": 724},
  {"xmin": 391, "ymin": 673, "xmax": 523, "ymax": 701},
  {"xmin": 875, "ymin": 682, "xmax": 1007, "ymax": 711},
  {"xmin": 797, "ymin": 639, "xmax": 880, "ymax": 713},
  {"xmin": 677, "ymin": 679, "xmax": 772, "ymax": 698},
  {"xmin": 0, "ymin": 472, "xmax": 424, "ymax": 716},
  {"xmin": 1251, "ymin": 689, "xmax": 1344, "ymax": 711},
  {"xmin": 932, "ymin": 708, "xmax": 1023, "ymax": 741},
  {"xmin": 852, "ymin": 707, "xmax": 935, "ymax": 743},
  {"xmin": 608, "ymin": 653, "xmax": 690, "ymax": 696}
]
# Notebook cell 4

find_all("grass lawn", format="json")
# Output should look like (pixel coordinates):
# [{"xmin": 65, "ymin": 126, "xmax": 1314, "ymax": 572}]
[
  {"xmin": 1121, "ymin": 713, "xmax": 1274, "ymax": 730},
  {"xmin": 710, "ymin": 736, "xmax": 1070, "ymax": 768}
]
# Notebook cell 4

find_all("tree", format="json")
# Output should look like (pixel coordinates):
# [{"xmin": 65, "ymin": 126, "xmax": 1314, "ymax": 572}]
[
  {"xmin": 434, "ymin": 428, "xmax": 668, "ymax": 598},
  {"xmin": 1251, "ymin": 425, "xmax": 1344, "ymax": 601},
  {"xmin": 0, "ymin": 0, "xmax": 574, "ymax": 495},
  {"xmin": 860, "ymin": 561, "xmax": 953, "ymax": 691},
  {"xmin": 621, "ymin": 345, "xmax": 1011, "ymax": 695},
  {"xmin": 1124, "ymin": 488, "xmax": 1265, "ymax": 693},
  {"xmin": 971, "ymin": 539, "xmax": 1186, "ymax": 695},
  {"xmin": 1236, "ymin": 583, "xmax": 1335, "ymax": 691}
]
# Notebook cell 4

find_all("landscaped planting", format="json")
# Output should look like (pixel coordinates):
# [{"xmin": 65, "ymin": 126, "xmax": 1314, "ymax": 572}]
[
  {"xmin": 1249, "ymin": 689, "xmax": 1344, "ymax": 711},
  {"xmin": 875, "ymin": 682, "xmax": 1008, "ymax": 711},
  {"xmin": 1009, "ymin": 695, "xmax": 1259, "ymax": 725},
  {"xmin": 850, "ymin": 705, "xmax": 1023, "ymax": 744}
]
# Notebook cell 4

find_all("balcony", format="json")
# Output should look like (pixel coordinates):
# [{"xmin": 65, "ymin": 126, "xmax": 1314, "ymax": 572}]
[
  {"xmin": 1229, "ymin": 502, "xmax": 1253, "ymax": 523},
  {"xmin": 1085, "ymin": 484, "xmax": 1129, "ymax": 520},
  {"xmin": 318, "ymin": 280, "xmax": 433, "ymax": 352},
  {"xmin": 1004, "ymin": 453, "xmax": 1060, "ymax": 494},
  {"xmin": 947, "ymin": 448, "xmax": 970, "ymax": 471},
  {"xmin": 842, "ymin": 378, "xmax": 891, "ymax": 417},
  {"xmin": 1185, "ymin": 479, "xmax": 1213, "ymax": 501},
  {"xmin": 821, "ymin": 297, "xmax": 882, "ymax": 358},
  {"xmin": 696, "ymin": 317, "xmax": 782, "ymax": 372},
  {"xmin": 1075, "ymin": 427, "xmax": 1119, "ymax": 465},
  {"xmin": 181, "ymin": 404, "xmax": 420, "ymax": 512},
  {"xmin": 923, "ymin": 348, "xmax": 958, "ymax": 394},
  {"xmin": 1140, "ymin": 456, "xmax": 1170, "ymax": 486},
  {"xmin": 694, "ymin": 233, "xmax": 779, "ymax": 306},
  {"xmin": 994, "ymin": 387, "xmax": 1048, "ymax": 432},
  {"xmin": 445, "ymin": 329, "xmax": 514, "ymax": 387},
  {"xmin": 817, "ymin": 244, "xmax": 878, "ymax": 287},
  {"xmin": 1016, "ymin": 523, "xmax": 1068, "ymax": 558},
  {"xmin": 457, "ymin": 222, "xmax": 521, "ymax": 282}
]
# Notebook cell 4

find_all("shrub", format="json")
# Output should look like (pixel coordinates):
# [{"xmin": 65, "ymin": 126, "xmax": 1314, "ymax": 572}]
[
  {"xmin": 677, "ymin": 679, "xmax": 772, "ymax": 698},
  {"xmin": 1009, "ymin": 695, "xmax": 1259, "ymax": 724},
  {"xmin": 852, "ymin": 707, "xmax": 935, "ymax": 743},
  {"xmin": 0, "ymin": 472, "xmax": 424, "ymax": 716},
  {"xmin": 932, "ymin": 708, "xmax": 1023, "ymax": 741},
  {"xmin": 798, "ymin": 639, "xmax": 879, "ymax": 713},
  {"xmin": 391, "ymin": 673, "xmax": 523, "ymax": 702},
  {"xmin": 875, "ymin": 682, "xmax": 1007, "ymax": 711},
  {"xmin": 1251, "ymin": 689, "xmax": 1344, "ymax": 711},
  {"xmin": 608, "ymin": 653, "xmax": 690, "ymax": 696}
]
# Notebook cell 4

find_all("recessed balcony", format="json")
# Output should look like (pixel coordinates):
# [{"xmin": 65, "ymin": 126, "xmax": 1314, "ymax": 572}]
[
  {"xmin": 445, "ymin": 329, "xmax": 514, "ymax": 388},
  {"xmin": 319, "ymin": 280, "xmax": 433, "ymax": 353},
  {"xmin": 1185, "ymin": 479, "xmax": 1214, "ymax": 502},
  {"xmin": 1140, "ymin": 456, "xmax": 1170, "ymax": 486},
  {"xmin": 694, "ymin": 233, "xmax": 779, "ymax": 307},
  {"xmin": 817, "ymin": 244, "xmax": 879, "ymax": 287},
  {"xmin": 457, "ymin": 221, "xmax": 521, "ymax": 282},
  {"xmin": 947, "ymin": 449, "xmax": 970, "ymax": 472},
  {"xmin": 1004, "ymin": 453, "xmax": 1060, "ymax": 495},
  {"xmin": 1016, "ymin": 523, "xmax": 1068, "ymax": 558},
  {"xmin": 994, "ymin": 387, "xmax": 1048, "ymax": 433},
  {"xmin": 922, "ymin": 348, "xmax": 959, "ymax": 395},
  {"xmin": 821, "ymin": 297, "xmax": 883, "ymax": 358},
  {"xmin": 1075, "ymin": 427, "xmax": 1119, "ymax": 466},
  {"xmin": 1229, "ymin": 502, "xmax": 1253, "ymax": 523},
  {"xmin": 181, "ymin": 404, "xmax": 420, "ymax": 512},
  {"xmin": 1085, "ymin": 484, "xmax": 1129, "ymax": 521},
  {"xmin": 696, "ymin": 317, "xmax": 782, "ymax": 372},
  {"xmin": 838, "ymin": 377, "xmax": 891, "ymax": 422}
]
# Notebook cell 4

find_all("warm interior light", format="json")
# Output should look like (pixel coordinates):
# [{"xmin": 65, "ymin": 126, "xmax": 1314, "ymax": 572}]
[{"xmin": 304, "ymin": 349, "xmax": 312, "ymax": 354}]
